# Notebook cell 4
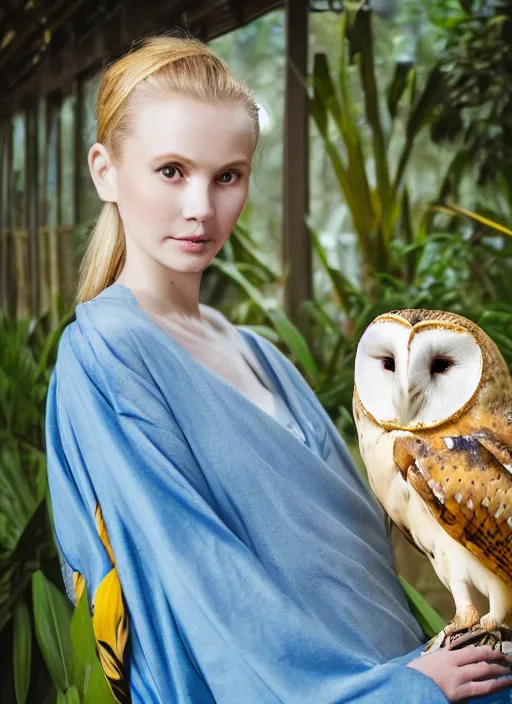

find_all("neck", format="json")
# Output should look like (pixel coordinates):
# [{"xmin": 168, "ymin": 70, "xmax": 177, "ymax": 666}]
[{"xmin": 116, "ymin": 259, "xmax": 203, "ymax": 319}]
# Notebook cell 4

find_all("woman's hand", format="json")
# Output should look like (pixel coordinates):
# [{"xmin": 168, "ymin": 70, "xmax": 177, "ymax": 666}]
[{"xmin": 407, "ymin": 645, "xmax": 512, "ymax": 702}]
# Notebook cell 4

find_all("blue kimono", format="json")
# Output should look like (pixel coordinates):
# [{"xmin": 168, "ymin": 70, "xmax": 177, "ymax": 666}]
[{"xmin": 45, "ymin": 282, "xmax": 491, "ymax": 703}]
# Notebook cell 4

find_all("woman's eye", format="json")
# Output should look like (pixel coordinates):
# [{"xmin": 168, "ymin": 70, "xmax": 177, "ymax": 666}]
[
  {"xmin": 217, "ymin": 171, "xmax": 239, "ymax": 185},
  {"xmin": 382, "ymin": 357, "xmax": 395, "ymax": 372},
  {"xmin": 160, "ymin": 166, "xmax": 182, "ymax": 180}
]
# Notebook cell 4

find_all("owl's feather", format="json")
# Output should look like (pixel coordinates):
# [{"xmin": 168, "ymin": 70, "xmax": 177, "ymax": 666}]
[
  {"xmin": 354, "ymin": 308, "xmax": 512, "ymax": 647},
  {"xmin": 393, "ymin": 411, "xmax": 512, "ymax": 590}
]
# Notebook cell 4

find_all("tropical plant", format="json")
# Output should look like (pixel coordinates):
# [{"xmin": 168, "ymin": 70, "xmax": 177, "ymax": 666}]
[
  {"xmin": 429, "ymin": 0, "xmax": 512, "ymax": 196},
  {"xmin": 0, "ymin": 298, "xmax": 116, "ymax": 703},
  {"xmin": 308, "ymin": 4, "xmax": 445, "ymax": 290},
  {"xmin": 32, "ymin": 573, "xmax": 116, "ymax": 703}
]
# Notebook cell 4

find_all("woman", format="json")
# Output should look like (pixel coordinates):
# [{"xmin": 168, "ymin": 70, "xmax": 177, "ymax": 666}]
[{"xmin": 45, "ymin": 36, "xmax": 512, "ymax": 703}]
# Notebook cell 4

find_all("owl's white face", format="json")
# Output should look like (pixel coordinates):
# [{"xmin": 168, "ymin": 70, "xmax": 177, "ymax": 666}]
[{"xmin": 354, "ymin": 317, "xmax": 483, "ymax": 430}]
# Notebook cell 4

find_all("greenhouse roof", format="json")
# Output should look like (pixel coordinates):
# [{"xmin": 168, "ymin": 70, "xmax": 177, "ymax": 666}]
[{"xmin": 0, "ymin": 0, "xmax": 283, "ymax": 115}]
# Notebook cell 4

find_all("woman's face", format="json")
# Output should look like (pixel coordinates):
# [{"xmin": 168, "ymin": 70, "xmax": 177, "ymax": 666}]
[{"xmin": 97, "ymin": 93, "xmax": 255, "ymax": 275}]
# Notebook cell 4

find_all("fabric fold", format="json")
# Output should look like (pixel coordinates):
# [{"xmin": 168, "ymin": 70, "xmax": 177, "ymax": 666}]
[{"xmin": 45, "ymin": 282, "xmax": 449, "ymax": 703}]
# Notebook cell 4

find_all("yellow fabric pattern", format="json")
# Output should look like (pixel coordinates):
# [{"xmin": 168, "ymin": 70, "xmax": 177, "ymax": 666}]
[
  {"xmin": 73, "ymin": 571, "xmax": 85, "ymax": 604},
  {"xmin": 72, "ymin": 504, "xmax": 131, "ymax": 703},
  {"xmin": 93, "ymin": 503, "xmax": 131, "ymax": 704}
]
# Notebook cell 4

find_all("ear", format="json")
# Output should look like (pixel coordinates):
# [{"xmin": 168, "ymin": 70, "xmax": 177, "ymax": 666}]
[{"xmin": 88, "ymin": 143, "xmax": 118, "ymax": 203}]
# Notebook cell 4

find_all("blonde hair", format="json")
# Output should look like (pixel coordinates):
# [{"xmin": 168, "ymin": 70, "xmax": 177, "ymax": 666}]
[{"xmin": 76, "ymin": 35, "xmax": 259, "ymax": 305}]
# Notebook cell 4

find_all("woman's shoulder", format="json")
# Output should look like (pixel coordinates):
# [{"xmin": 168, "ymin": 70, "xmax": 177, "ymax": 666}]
[
  {"xmin": 52, "ymin": 289, "xmax": 176, "ymax": 418},
  {"xmin": 56, "ymin": 287, "xmax": 166, "ymax": 379}
]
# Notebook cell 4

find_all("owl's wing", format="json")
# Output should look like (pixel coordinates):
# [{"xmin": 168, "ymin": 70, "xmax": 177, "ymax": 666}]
[
  {"xmin": 393, "ymin": 431, "xmax": 512, "ymax": 588},
  {"xmin": 474, "ymin": 425, "xmax": 512, "ymax": 474}
]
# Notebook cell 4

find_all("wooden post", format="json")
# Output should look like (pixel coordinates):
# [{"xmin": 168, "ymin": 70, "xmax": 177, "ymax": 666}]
[
  {"xmin": 49, "ymin": 98, "xmax": 62, "ymax": 324},
  {"xmin": 37, "ymin": 98, "xmax": 48, "ymax": 317},
  {"xmin": 0, "ymin": 122, "xmax": 7, "ymax": 311},
  {"xmin": 11, "ymin": 115, "xmax": 28, "ymax": 319},
  {"xmin": 283, "ymin": 0, "xmax": 311, "ymax": 333},
  {"xmin": 4, "ymin": 123, "xmax": 15, "ymax": 317},
  {"xmin": 58, "ymin": 87, "xmax": 79, "ymax": 309},
  {"xmin": 26, "ymin": 105, "xmax": 40, "ymax": 317}
]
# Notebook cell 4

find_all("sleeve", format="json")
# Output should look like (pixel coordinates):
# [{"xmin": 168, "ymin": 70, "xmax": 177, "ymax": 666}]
[
  {"xmin": 45, "ymin": 368, "xmax": 131, "ymax": 704},
  {"xmin": 45, "ymin": 314, "xmax": 449, "ymax": 704}
]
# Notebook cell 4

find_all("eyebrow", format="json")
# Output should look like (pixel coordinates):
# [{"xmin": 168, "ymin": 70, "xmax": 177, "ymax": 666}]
[{"xmin": 150, "ymin": 153, "xmax": 250, "ymax": 170}]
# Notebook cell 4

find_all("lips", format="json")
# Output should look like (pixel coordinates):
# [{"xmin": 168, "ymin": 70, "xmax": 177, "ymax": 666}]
[
  {"xmin": 168, "ymin": 237, "xmax": 210, "ymax": 252},
  {"xmin": 169, "ymin": 236, "xmax": 209, "ymax": 242}
]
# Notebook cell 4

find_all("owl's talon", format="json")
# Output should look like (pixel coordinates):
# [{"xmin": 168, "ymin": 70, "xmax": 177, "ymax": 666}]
[
  {"xmin": 424, "ymin": 625, "xmax": 512, "ymax": 653},
  {"xmin": 446, "ymin": 626, "xmax": 488, "ymax": 651},
  {"xmin": 422, "ymin": 630, "xmax": 447, "ymax": 654}
]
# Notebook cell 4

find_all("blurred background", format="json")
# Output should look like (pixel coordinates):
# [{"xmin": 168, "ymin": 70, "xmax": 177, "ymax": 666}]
[{"xmin": 1, "ymin": 0, "xmax": 512, "ymax": 701}]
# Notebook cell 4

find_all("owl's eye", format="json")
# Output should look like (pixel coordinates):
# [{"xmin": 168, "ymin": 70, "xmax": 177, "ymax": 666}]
[
  {"xmin": 381, "ymin": 356, "xmax": 395, "ymax": 372},
  {"xmin": 431, "ymin": 357, "xmax": 453, "ymax": 375}
]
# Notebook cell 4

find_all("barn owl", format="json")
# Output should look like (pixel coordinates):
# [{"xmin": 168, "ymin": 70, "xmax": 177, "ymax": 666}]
[{"xmin": 353, "ymin": 309, "xmax": 512, "ymax": 652}]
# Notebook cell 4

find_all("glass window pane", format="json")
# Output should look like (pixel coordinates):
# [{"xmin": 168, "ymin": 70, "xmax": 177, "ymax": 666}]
[
  {"xmin": 12, "ymin": 114, "xmax": 26, "ymax": 229},
  {"xmin": 60, "ymin": 94, "xmax": 76, "ymax": 226},
  {"xmin": 38, "ymin": 98, "xmax": 47, "ymax": 225},
  {"xmin": 78, "ymin": 72, "xmax": 101, "ymax": 227},
  {"xmin": 46, "ymin": 103, "xmax": 59, "ymax": 230}
]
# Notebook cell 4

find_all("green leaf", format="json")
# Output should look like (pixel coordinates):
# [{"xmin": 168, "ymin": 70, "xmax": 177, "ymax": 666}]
[
  {"xmin": 398, "ymin": 574, "xmax": 446, "ymax": 639},
  {"xmin": 267, "ymin": 308, "xmax": 318, "ymax": 384},
  {"xmin": 406, "ymin": 67, "xmax": 445, "ymax": 143},
  {"xmin": 310, "ymin": 50, "xmax": 375, "ymax": 254},
  {"xmin": 387, "ymin": 62, "xmax": 414, "ymax": 120},
  {"xmin": 393, "ymin": 68, "xmax": 445, "ymax": 196},
  {"xmin": 309, "ymin": 224, "xmax": 365, "ymax": 311},
  {"xmin": 230, "ymin": 224, "xmax": 279, "ymax": 280},
  {"xmin": 210, "ymin": 260, "xmax": 318, "ymax": 383},
  {"xmin": 346, "ymin": 9, "xmax": 391, "ymax": 245},
  {"xmin": 0, "ymin": 447, "xmax": 41, "ymax": 554},
  {"xmin": 458, "ymin": 0, "xmax": 473, "ymax": 13},
  {"xmin": 57, "ymin": 686, "xmax": 81, "ymax": 704},
  {"xmin": 312, "ymin": 53, "xmax": 339, "ymax": 133},
  {"xmin": 71, "ymin": 588, "xmax": 117, "ymax": 703},
  {"xmin": 32, "ymin": 571, "xmax": 73, "ymax": 692},
  {"xmin": 432, "ymin": 204, "xmax": 512, "ymax": 238},
  {"xmin": 13, "ymin": 599, "xmax": 31, "ymax": 704}
]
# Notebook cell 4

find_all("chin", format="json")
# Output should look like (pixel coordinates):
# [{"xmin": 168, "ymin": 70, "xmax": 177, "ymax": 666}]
[{"xmin": 161, "ymin": 257, "xmax": 212, "ymax": 275}]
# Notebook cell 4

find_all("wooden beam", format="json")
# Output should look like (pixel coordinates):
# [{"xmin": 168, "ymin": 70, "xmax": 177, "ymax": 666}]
[
  {"xmin": 0, "ymin": 0, "xmax": 285, "ymax": 118},
  {"xmin": 282, "ymin": 0, "xmax": 311, "ymax": 332}
]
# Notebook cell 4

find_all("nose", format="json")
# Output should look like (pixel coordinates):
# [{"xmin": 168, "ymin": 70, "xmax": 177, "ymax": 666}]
[{"xmin": 181, "ymin": 177, "xmax": 215, "ymax": 225}]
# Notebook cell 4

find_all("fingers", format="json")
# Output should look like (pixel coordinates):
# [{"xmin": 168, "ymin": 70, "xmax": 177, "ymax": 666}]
[
  {"xmin": 459, "ymin": 675, "xmax": 512, "ymax": 700},
  {"xmin": 453, "ymin": 645, "xmax": 509, "ymax": 666},
  {"xmin": 460, "ymin": 660, "xmax": 511, "ymax": 681}
]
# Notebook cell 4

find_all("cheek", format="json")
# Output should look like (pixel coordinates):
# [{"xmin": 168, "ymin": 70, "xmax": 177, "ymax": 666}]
[
  {"xmin": 216, "ymin": 185, "xmax": 249, "ymax": 232},
  {"xmin": 116, "ymin": 172, "xmax": 176, "ymax": 228}
]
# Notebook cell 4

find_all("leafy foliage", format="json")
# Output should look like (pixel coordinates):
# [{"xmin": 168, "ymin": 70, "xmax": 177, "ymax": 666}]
[
  {"xmin": 214, "ymin": 5, "xmax": 512, "ymax": 438},
  {"xmin": 309, "ymin": 6, "xmax": 444, "ymax": 288},
  {"xmin": 2, "ymin": 2, "xmax": 512, "ymax": 697},
  {"xmin": 430, "ymin": 0, "xmax": 512, "ymax": 191},
  {"xmin": 0, "ymin": 298, "xmax": 116, "ymax": 703}
]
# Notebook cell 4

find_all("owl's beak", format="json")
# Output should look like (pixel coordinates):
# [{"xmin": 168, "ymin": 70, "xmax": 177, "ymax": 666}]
[
  {"xmin": 394, "ymin": 367, "xmax": 423, "ymax": 426},
  {"xmin": 393, "ymin": 363, "xmax": 409, "ymax": 424}
]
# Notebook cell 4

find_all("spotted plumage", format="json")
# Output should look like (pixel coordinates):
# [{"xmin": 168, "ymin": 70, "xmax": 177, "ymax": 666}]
[{"xmin": 354, "ymin": 309, "xmax": 512, "ymax": 651}]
